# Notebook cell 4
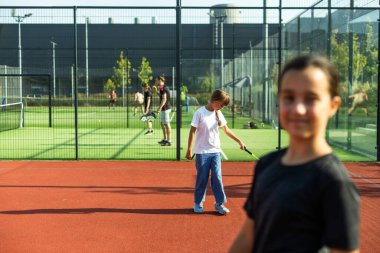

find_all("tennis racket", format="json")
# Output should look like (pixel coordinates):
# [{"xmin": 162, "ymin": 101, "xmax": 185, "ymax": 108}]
[
  {"xmin": 244, "ymin": 147, "xmax": 259, "ymax": 160},
  {"xmin": 191, "ymin": 154, "xmax": 195, "ymax": 160}
]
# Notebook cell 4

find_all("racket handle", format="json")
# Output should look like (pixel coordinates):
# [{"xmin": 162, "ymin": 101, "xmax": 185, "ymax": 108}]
[
  {"xmin": 191, "ymin": 154, "xmax": 195, "ymax": 160},
  {"xmin": 244, "ymin": 147, "xmax": 253, "ymax": 155}
]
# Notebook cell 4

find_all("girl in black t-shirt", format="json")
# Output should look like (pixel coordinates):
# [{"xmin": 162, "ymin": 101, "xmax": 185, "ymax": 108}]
[{"xmin": 229, "ymin": 56, "xmax": 360, "ymax": 253}]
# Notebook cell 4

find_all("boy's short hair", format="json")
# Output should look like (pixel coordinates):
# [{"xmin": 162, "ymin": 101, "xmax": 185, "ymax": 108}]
[{"xmin": 156, "ymin": 74, "xmax": 166, "ymax": 82}]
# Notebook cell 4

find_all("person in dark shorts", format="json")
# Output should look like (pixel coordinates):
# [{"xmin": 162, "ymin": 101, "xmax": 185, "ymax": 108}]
[
  {"xmin": 142, "ymin": 83, "xmax": 154, "ymax": 135},
  {"xmin": 155, "ymin": 75, "xmax": 172, "ymax": 146},
  {"xmin": 108, "ymin": 89, "xmax": 117, "ymax": 109},
  {"xmin": 229, "ymin": 55, "xmax": 360, "ymax": 253}
]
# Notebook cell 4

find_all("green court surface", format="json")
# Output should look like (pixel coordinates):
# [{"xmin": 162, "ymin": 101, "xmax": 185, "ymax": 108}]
[
  {"xmin": 0, "ymin": 106, "xmax": 373, "ymax": 161},
  {"xmin": 0, "ymin": 126, "xmax": 371, "ymax": 162}
]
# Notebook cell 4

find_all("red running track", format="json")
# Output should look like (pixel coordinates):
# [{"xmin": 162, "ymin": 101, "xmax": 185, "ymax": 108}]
[{"xmin": 0, "ymin": 161, "xmax": 379, "ymax": 253}]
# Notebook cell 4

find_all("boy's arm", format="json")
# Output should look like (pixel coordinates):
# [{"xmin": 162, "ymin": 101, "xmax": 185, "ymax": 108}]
[
  {"xmin": 186, "ymin": 126, "xmax": 197, "ymax": 160},
  {"xmin": 228, "ymin": 217, "xmax": 255, "ymax": 253},
  {"xmin": 157, "ymin": 93, "xmax": 167, "ymax": 113},
  {"xmin": 222, "ymin": 125, "xmax": 245, "ymax": 149}
]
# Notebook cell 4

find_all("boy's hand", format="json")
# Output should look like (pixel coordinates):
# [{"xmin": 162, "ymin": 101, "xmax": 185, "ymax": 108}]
[
  {"xmin": 238, "ymin": 141, "xmax": 246, "ymax": 150},
  {"xmin": 186, "ymin": 150, "xmax": 193, "ymax": 160}
]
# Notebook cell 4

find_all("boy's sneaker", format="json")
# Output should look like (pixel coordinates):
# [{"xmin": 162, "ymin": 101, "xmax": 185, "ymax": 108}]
[
  {"xmin": 158, "ymin": 139, "xmax": 166, "ymax": 144},
  {"xmin": 161, "ymin": 141, "xmax": 172, "ymax": 146},
  {"xmin": 193, "ymin": 203, "xmax": 204, "ymax": 213},
  {"xmin": 145, "ymin": 130, "xmax": 153, "ymax": 135},
  {"xmin": 214, "ymin": 203, "xmax": 230, "ymax": 215}
]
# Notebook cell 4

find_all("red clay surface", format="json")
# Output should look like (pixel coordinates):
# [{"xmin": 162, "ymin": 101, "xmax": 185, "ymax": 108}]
[{"xmin": 0, "ymin": 161, "xmax": 379, "ymax": 253}]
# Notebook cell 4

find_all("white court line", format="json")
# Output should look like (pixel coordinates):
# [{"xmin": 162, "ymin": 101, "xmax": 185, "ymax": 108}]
[
  {"xmin": 221, "ymin": 149, "xmax": 228, "ymax": 160},
  {"xmin": 349, "ymin": 171, "xmax": 380, "ymax": 188}
]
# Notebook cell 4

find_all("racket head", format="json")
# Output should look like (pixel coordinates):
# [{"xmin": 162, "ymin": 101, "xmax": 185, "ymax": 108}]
[{"xmin": 140, "ymin": 115, "xmax": 147, "ymax": 122}]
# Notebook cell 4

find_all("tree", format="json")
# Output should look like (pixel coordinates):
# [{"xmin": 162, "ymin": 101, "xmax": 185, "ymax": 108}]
[
  {"xmin": 201, "ymin": 71, "xmax": 215, "ymax": 92},
  {"xmin": 362, "ymin": 23, "xmax": 378, "ymax": 82},
  {"xmin": 352, "ymin": 33, "xmax": 367, "ymax": 81},
  {"xmin": 330, "ymin": 32, "xmax": 366, "ymax": 82},
  {"xmin": 180, "ymin": 83, "xmax": 188, "ymax": 94},
  {"xmin": 136, "ymin": 57, "xmax": 153, "ymax": 86},
  {"xmin": 112, "ymin": 51, "xmax": 132, "ymax": 89},
  {"xmin": 331, "ymin": 32, "xmax": 349, "ymax": 82},
  {"xmin": 104, "ymin": 78, "xmax": 116, "ymax": 93}
]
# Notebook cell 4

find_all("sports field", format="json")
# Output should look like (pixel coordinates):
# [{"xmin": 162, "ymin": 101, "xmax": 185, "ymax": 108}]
[{"xmin": 0, "ymin": 105, "xmax": 374, "ymax": 161}]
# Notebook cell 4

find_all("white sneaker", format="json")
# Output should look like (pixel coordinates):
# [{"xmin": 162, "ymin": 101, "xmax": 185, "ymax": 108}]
[
  {"xmin": 193, "ymin": 203, "xmax": 204, "ymax": 213},
  {"xmin": 214, "ymin": 203, "xmax": 230, "ymax": 215}
]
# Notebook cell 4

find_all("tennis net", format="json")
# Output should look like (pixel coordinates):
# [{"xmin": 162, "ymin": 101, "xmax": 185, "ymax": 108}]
[{"xmin": 0, "ymin": 102, "xmax": 24, "ymax": 132}]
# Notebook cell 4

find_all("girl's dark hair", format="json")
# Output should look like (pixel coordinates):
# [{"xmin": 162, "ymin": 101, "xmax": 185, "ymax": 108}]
[
  {"xmin": 211, "ymin": 89, "xmax": 230, "ymax": 106},
  {"xmin": 278, "ymin": 55, "xmax": 340, "ymax": 97}
]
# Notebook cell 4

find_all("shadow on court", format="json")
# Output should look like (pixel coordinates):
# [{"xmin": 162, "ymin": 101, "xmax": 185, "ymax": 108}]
[{"xmin": 0, "ymin": 208, "xmax": 223, "ymax": 216}]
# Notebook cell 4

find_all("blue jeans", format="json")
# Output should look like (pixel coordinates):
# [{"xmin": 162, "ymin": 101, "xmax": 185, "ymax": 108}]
[{"xmin": 194, "ymin": 152, "xmax": 227, "ymax": 205}]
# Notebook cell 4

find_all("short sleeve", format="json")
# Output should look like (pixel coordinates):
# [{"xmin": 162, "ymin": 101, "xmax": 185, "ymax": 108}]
[
  {"xmin": 218, "ymin": 111, "xmax": 227, "ymax": 127},
  {"xmin": 165, "ymin": 87, "xmax": 170, "ymax": 97},
  {"xmin": 244, "ymin": 159, "xmax": 263, "ymax": 219},
  {"xmin": 322, "ymin": 170, "xmax": 360, "ymax": 250},
  {"xmin": 191, "ymin": 110, "xmax": 200, "ymax": 128}
]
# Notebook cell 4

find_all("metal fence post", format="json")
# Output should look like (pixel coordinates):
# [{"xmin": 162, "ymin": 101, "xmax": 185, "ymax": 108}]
[
  {"xmin": 176, "ymin": 0, "xmax": 182, "ymax": 160},
  {"xmin": 278, "ymin": 1, "xmax": 282, "ymax": 151},
  {"xmin": 74, "ymin": 6, "xmax": 79, "ymax": 160}
]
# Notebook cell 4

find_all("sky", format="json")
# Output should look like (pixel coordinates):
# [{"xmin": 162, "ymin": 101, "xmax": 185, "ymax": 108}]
[
  {"xmin": 0, "ymin": 1, "xmax": 317, "ymax": 25},
  {"xmin": 4, "ymin": 0, "xmax": 377, "ymax": 24},
  {"xmin": 0, "ymin": 0, "xmax": 317, "ymax": 7},
  {"xmin": 0, "ymin": 0, "xmax": 256, "ymax": 7}
]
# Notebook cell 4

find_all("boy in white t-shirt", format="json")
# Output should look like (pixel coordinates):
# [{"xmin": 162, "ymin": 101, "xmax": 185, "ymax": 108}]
[{"xmin": 186, "ymin": 89, "xmax": 246, "ymax": 214}]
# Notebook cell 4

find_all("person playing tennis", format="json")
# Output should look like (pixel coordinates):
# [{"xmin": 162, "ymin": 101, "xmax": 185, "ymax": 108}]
[
  {"xmin": 133, "ymin": 91, "xmax": 144, "ymax": 116},
  {"xmin": 108, "ymin": 89, "xmax": 117, "ymax": 109},
  {"xmin": 155, "ymin": 75, "xmax": 172, "ymax": 146},
  {"xmin": 142, "ymin": 83, "xmax": 154, "ymax": 135},
  {"xmin": 229, "ymin": 55, "xmax": 360, "ymax": 253},
  {"xmin": 348, "ymin": 91, "xmax": 369, "ymax": 116},
  {"xmin": 186, "ymin": 89, "xmax": 246, "ymax": 214}
]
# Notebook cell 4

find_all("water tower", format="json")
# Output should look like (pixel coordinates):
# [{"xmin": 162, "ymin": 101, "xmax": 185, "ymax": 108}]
[{"xmin": 208, "ymin": 4, "xmax": 241, "ymax": 88}]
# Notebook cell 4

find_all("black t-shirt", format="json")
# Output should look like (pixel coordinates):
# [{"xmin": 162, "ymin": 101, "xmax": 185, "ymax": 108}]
[
  {"xmin": 244, "ymin": 149, "xmax": 360, "ymax": 253},
  {"xmin": 144, "ymin": 90, "xmax": 152, "ymax": 110},
  {"xmin": 159, "ymin": 86, "xmax": 171, "ymax": 111}
]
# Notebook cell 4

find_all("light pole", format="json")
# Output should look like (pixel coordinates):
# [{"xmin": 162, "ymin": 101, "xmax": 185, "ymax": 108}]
[
  {"xmin": 208, "ymin": 10, "xmax": 227, "ymax": 89},
  {"xmin": 12, "ymin": 10, "xmax": 32, "ymax": 102},
  {"xmin": 122, "ymin": 67, "xmax": 125, "ymax": 107},
  {"xmin": 50, "ymin": 40, "xmax": 57, "ymax": 98}
]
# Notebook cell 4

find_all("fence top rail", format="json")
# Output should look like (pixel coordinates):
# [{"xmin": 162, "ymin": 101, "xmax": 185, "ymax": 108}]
[
  {"xmin": 0, "ymin": 102, "xmax": 23, "ymax": 107},
  {"xmin": 0, "ymin": 74, "xmax": 51, "ymax": 77},
  {"xmin": 0, "ymin": 6, "xmax": 379, "ymax": 10}
]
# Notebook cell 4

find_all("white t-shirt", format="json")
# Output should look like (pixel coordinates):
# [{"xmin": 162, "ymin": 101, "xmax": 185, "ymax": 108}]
[{"xmin": 191, "ymin": 106, "xmax": 227, "ymax": 154}]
